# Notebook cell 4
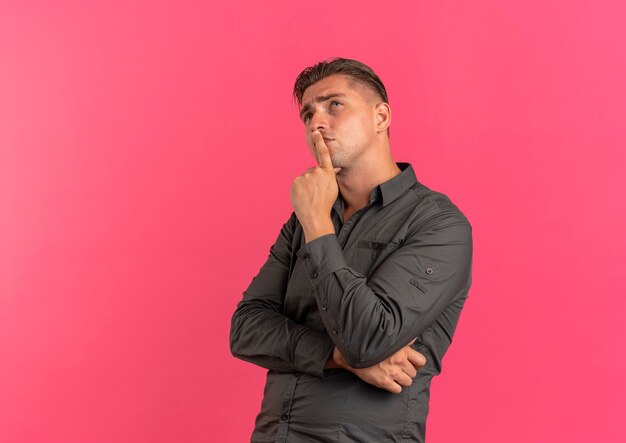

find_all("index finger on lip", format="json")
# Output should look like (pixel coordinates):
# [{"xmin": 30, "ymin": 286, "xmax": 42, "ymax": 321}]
[{"xmin": 312, "ymin": 130, "xmax": 333, "ymax": 170}]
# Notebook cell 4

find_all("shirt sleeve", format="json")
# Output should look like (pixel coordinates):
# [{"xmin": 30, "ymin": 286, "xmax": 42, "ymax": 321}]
[
  {"xmin": 295, "ymin": 209, "xmax": 473, "ymax": 369},
  {"xmin": 229, "ymin": 211, "xmax": 336, "ymax": 378}
]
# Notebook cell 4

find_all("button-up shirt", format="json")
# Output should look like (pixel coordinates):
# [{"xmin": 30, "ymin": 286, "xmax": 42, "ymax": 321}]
[{"xmin": 230, "ymin": 162, "xmax": 473, "ymax": 442}]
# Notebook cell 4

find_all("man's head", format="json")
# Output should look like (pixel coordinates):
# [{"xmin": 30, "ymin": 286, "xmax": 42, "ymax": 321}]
[
  {"xmin": 293, "ymin": 58, "xmax": 389, "ymax": 111},
  {"xmin": 293, "ymin": 58, "xmax": 392, "ymax": 170}
]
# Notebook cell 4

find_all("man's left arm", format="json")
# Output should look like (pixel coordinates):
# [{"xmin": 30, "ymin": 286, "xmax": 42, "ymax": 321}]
[{"xmin": 296, "ymin": 210, "xmax": 472, "ymax": 369}]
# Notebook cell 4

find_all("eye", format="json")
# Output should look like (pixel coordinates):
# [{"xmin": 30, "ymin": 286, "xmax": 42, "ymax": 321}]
[
  {"xmin": 330, "ymin": 100, "xmax": 341, "ymax": 108},
  {"xmin": 302, "ymin": 114, "xmax": 311, "ymax": 123}
]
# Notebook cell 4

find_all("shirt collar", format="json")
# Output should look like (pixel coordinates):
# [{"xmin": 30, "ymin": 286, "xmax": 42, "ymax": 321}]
[{"xmin": 333, "ymin": 162, "xmax": 417, "ymax": 213}]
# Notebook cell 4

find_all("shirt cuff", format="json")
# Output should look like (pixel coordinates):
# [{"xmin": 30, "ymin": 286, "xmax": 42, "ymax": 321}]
[
  {"xmin": 293, "ymin": 327, "xmax": 336, "ymax": 378},
  {"xmin": 296, "ymin": 233, "xmax": 348, "ymax": 283}
]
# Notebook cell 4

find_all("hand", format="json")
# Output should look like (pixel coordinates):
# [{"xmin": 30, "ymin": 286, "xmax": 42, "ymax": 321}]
[
  {"xmin": 326, "ymin": 339, "xmax": 427, "ymax": 394},
  {"xmin": 290, "ymin": 130, "xmax": 342, "ymax": 242}
]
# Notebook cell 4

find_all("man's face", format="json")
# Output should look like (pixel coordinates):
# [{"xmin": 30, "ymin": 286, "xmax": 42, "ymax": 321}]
[{"xmin": 299, "ymin": 74, "xmax": 380, "ymax": 168}]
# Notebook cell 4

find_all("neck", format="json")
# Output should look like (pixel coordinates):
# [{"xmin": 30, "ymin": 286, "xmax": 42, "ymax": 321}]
[{"xmin": 336, "ymin": 148, "xmax": 401, "ymax": 213}]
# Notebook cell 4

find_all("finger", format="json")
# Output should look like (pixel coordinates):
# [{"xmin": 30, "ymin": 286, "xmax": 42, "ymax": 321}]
[
  {"xmin": 395, "ymin": 372, "xmax": 413, "ymax": 388},
  {"xmin": 407, "ymin": 338, "xmax": 417, "ymax": 346},
  {"xmin": 381, "ymin": 379, "xmax": 403, "ymax": 394},
  {"xmin": 402, "ymin": 364, "xmax": 418, "ymax": 379},
  {"xmin": 312, "ymin": 130, "xmax": 334, "ymax": 170},
  {"xmin": 407, "ymin": 350, "xmax": 427, "ymax": 369}
]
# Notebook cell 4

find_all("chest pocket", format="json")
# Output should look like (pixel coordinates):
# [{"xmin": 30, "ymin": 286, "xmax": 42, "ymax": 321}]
[{"xmin": 353, "ymin": 238, "xmax": 404, "ymax": 276}]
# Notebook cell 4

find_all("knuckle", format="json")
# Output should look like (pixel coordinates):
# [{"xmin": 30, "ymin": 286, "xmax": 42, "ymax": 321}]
[
  {"xmin": 380, "ymin": 376, "xmax": 393, "ymax": 387},
  {"xmin": 390, "ymin": 356, "xmax": 403, "ymax": 365}
]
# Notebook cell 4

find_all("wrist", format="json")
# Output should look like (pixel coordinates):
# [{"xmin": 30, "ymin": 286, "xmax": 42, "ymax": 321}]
[
  {"xmin": 302, "ymin": 217, "xmax": 335, "ymax": 243},
  {"xmin": 324, "ymin": 346, "xmax": 349, "ymax": 370},
  {"xmin": 324, "ymin": 347, "xmax": 339, "ymax": 369}
]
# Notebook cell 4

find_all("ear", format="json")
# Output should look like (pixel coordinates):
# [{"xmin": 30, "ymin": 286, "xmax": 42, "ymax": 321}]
[{"xmin": 374, "ymin": 102, "xmax": 391, "ymax": 133}]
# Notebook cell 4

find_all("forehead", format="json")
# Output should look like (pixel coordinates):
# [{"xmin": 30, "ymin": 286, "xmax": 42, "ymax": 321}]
[{"xmin": 301, "ymin": 74, "xmax": 363, "ymax": 104}]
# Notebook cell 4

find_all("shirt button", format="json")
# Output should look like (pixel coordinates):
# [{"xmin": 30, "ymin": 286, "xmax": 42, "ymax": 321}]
[
  {"xmin": 426, "ymin": 267, "xmax": 434, "ymax": 275},
  {"xmin": 332, "ymin": 327, "xmax": 338, "ymax": 334},
  {"xmin": 311, "ymin": 271, "xmax": 318, "ymax": 279},
  {"xmin": 281, "ymin": 414, "xmax": 289, "ymax": 421},
  {"xmin": 321, "ymin": 302, "xmax": 327, "ymax": 311},
  {"xmin": 295, "ymin": 371, "xmax": 303, "ymax": 377},
  {"xmin": 303, "ymin": 253, "xmax": 310, "ymax": 261}
]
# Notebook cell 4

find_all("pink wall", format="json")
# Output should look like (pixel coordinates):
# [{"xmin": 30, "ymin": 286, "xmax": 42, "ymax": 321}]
[{"xmin": 1, "ymin": 1, "xmax": 625, "ymax": 442}]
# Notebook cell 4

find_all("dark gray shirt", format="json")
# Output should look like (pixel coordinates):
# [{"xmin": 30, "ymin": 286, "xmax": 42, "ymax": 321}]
[{"xmin": 230, "ymin": 162, "xmax": 473, "ymax": 442}]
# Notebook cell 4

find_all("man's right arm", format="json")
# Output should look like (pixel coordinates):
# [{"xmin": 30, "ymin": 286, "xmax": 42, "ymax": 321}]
[{"xmin": 229, "ymin": 211, "xmax": 336, "ymax": 378}]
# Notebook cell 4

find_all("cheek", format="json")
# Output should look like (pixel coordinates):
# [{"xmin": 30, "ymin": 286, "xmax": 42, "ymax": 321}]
[{"xmin": 344, "ymin": 113, "xmax": 372, "ymax": 134}]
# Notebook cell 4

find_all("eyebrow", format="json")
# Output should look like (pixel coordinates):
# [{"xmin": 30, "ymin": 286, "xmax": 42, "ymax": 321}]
[{"xmin": 299, "ymin": 93, "xmax": 347, "ymax": 120}]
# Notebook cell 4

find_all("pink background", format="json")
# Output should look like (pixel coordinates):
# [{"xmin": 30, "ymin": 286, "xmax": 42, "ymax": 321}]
[{"xmin": 1, "ymin": 1, "xmax": 625, "ymax": 442}]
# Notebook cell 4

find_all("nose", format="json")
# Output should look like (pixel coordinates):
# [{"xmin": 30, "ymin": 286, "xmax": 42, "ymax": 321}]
[{"xmin": 307, "ymin": 110, "xmax": 328, "ymax": 133}]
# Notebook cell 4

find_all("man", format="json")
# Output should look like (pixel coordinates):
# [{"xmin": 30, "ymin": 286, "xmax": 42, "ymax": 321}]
[{"xmin": 230, "ymin": 57, "xmax": 473, "ymax": 442}]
